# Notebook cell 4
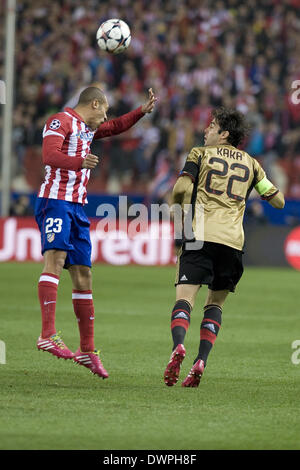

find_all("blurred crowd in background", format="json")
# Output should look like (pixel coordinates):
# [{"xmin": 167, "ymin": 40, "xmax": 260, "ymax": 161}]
[{"xmin": 1, "ymin": 0, "xmax": 300, "ymax": 209}]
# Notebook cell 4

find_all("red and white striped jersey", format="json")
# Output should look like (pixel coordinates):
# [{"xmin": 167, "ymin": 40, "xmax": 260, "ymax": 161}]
[{"xmin": 38, "ymin": 106, "xmax": 144, "ymax": 204}]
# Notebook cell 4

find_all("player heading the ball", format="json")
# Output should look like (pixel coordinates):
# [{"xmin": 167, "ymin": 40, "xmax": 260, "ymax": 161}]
[{"xmin": 35, "ymin": 86, "xmax": 157, "ymax": 378}]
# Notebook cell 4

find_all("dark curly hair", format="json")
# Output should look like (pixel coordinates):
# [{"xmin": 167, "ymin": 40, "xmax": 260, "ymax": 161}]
[{"xmin": 212, "ymin": 107, "xmax": 251, "ymax": 147}]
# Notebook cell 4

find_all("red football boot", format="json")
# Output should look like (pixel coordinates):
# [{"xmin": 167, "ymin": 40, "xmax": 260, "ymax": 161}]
[
  {"xmin": 37, "ymin": 332, "xmax": 74, "ymax": 360},
  {"xmin": 73, "ymin": 349, "xmax": 109, "ymax": 379},
  {"xmin": 181, "ymin": 359, "xmax": 205, "ymax": 388},
  {"xmin": 164, "ymin": 344, "xmax": 186, "ymax": 386}
]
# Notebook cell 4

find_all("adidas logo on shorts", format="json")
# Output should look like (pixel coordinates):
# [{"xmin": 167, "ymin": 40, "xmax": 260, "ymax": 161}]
[{"xmin": 180, "ymin": 275, "xmax": 188, "ymax": 281}]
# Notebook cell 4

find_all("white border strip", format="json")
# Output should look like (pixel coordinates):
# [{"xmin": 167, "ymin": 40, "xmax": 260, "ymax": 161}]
[
  {"xmin": 72, "ymin": 293, "xmax": 93, "ymax": 300},
  {"xmin": 39, "ymin": 275, "xmax": 59, "ymax": 285}
]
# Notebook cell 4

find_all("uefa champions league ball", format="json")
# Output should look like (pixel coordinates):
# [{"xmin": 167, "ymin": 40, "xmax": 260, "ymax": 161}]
[{"xmin": 96, "ymin": 19, "xmax": 131, "ymax": 54}]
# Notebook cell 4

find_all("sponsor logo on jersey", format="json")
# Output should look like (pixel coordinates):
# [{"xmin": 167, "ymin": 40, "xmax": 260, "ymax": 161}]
[
  {"xmin": 76, "ymin": 130, "xmax": 94, "ymax": 141},
  {"xmin": 49, "ymin": 119, "xmax": 61, "ymax": 130}
]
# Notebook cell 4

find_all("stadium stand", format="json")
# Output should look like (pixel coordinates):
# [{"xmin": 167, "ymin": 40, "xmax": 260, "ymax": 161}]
[{"xmin": 1, "ymin": 0, "xmax": 300, "ymax": 201}]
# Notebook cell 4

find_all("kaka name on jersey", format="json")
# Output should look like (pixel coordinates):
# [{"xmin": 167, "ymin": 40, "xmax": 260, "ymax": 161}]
[{"xmin": 217, "ymin": 147, "xmax": 243, "ymax": 160}]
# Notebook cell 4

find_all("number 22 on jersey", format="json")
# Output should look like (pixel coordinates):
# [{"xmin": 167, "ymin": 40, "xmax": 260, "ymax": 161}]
[{"xmin": 205, "ymin": 157, "xmax": 250, "ymax": 201}]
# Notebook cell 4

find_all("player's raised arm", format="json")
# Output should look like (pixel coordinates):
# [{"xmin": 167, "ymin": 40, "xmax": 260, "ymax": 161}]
[
  {"xmin": 94, "ymin": 88, "xmax": 157, "ymax": 139},
  {"xmin": 141, "ymin": 88, "xmax": 157, "ymax": 114}
]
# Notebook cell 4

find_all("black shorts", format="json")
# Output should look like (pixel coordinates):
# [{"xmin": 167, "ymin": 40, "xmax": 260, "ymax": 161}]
[{"xmin": 175, "ymin": 241, "xmax": 244, "ymax": 292}]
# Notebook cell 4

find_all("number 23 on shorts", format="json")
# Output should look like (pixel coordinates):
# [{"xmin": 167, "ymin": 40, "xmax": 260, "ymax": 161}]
[{"xmin": 45, "ymin": 217, "xmax": 63, "ymax": 234}]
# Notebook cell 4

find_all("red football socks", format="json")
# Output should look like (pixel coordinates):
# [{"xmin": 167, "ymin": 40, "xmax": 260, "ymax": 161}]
[
  {"xmin": 72, "ymin": 290, "xmax": 95, "ymax": 352},
  {"xmin": 38, "ymin": 272, "xmax": 59, "ymax": 338}
]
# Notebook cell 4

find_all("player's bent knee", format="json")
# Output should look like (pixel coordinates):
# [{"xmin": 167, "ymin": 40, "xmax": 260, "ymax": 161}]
[
  {"xmin": 69, "ymin": 265, "xmax": 92, "ymax": 291},
  {"xmin": 205, "ymin": 289, "xmax": 229, "ymax": 308},
  {"xmin": 43, "ymin": 249, "xmax": 67, "ymax": 275}
]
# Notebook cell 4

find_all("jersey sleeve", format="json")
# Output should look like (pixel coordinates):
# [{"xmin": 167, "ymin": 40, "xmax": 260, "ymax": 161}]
[
  {"xmin": 93, "ymin": 106, "xmax": 145, "ymax": 139},
  {"xmin": 252, "ymin": 159, "xmax": 279, "ymax": 200},
  {"xmin": 179, "ymin": 147, "xmax": 203, "ymax": 182},
  {"xmin": 43, "ymin": 114, "xmax": 70, "ymax": 140},
  {"xmin": 42, "ymin": 114, "xmax": 83, "ymax": 171}
]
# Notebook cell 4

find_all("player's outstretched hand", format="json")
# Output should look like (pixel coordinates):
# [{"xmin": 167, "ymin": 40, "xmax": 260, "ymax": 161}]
[
  {"xmin": 82, "ymin": 154, "xmax": 99, "ymax": 169},
  {"xmin": 141, "ymin": 88, "xmax": 157, "ymax": 114}
]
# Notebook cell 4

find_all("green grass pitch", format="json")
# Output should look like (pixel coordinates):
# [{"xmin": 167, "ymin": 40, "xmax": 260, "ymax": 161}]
[{"xmin": 0, "ymin": 263, "xmax": 300, "ymax": 450}]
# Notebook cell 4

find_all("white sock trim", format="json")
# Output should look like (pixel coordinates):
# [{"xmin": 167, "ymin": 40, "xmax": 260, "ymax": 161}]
[
  {"xmin": 72, "ymin": 293, "xmax": 93, "ymax": 300},
  {"xmin": 39, "ymin": 275, "xmax": 59, "ymax": 285}
]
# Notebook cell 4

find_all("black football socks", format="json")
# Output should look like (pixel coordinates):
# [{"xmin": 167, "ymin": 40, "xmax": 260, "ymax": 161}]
[
  {"xmin": 170, "ymin": 299, "xmax": 191, "ymax": 350},
  {"xmin": 194, "ymin": 304, "xmax": 222, "ymax": 366}
]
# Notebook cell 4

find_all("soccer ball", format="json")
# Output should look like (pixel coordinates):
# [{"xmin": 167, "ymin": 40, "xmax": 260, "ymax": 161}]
[{"xmin": 96, "ymin": 19, "xmax": 131, "ymax": 54}]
